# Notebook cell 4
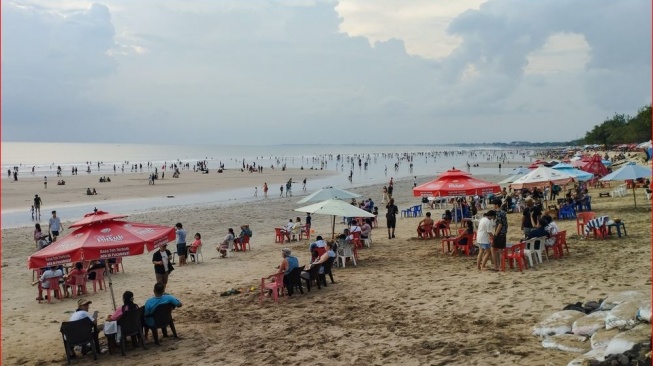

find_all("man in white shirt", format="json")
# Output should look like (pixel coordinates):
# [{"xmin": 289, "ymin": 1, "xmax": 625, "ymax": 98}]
[
  {"xmin": 32, "ymin": 266, "xmax": 63, "ymax": 300},
  {"xmin": 476, "ymin": 210, "xmax": 496, "ymax": 270},
  {"xmin": 48, "ymin": 210, "xmax": 64, "ymax": 242},
  {"xmin": 283, "ymin": 219, "xmax": 294, "ymax": 241},
  {"xmin": 291, "ymin": 217, "xmax": 302, "ymax": 241},
  {"xmin": 68, "ymin": 298, "xmax": 101, "ymax": 357}
]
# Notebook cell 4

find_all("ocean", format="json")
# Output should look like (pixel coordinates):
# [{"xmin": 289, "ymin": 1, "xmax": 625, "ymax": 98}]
[{"xmin": 1, "ymin": 141, "xmax": 535, "ymax": 228}]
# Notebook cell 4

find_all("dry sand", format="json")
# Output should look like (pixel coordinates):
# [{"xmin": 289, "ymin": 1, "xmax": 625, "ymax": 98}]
[{"xmin": 1, "ymin": 161, "xmax": 651, "ymax": 365}]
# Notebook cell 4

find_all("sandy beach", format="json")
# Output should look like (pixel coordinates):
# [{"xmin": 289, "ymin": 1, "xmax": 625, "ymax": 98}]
[{"xmin": 1, "ymin": 157, "xmax": 651, "ymax": 365}]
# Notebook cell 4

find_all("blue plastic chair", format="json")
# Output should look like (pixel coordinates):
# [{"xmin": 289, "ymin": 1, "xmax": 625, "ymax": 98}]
[{"xmin": 558, "ymin": 204, "xmax": 576, "ymax": 220}]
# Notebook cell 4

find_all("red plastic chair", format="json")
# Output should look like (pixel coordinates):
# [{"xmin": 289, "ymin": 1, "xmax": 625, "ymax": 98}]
[
  {"xmin": 67, "ymin": 273, "xmax": 89, "ymax": 298},
  {"xmin": 434, "ymin": 221, "xmax": 451, "ymax": 237},
  {"xmin": 351, "ymin": 232, "xmax": 362, "ymax": 250},
  {"xmin": 241, "ymin": 235, "xmax": 251, "ymax": 251},
  {"xmin": 417, "ymin": 224, "xmax": 434, "ymax": 239},
  {"xmin": 454, "ymin": 233, "xmax": 475, "ymax": 256},
  {"xmin": 576, "ymin": 212, "xmax": 596, "ymax": 236},
  {"xmin": 260, "ymin": 272, "xmax": 284, "ymax": 304},
  {"xmin": 111, "ymin": 258, "xmax": 124, "ymax": 273},
  {"xmin": 41, "ymin": 276, "xmax": 64, "ymax": 304},
  {"xmin": 559, "ymin": 230, "xmax": 570, "ymax": 254},
  {"xmin": 90, "ymin": 269, "xmax": 106, "ymax": 293},
  {"xmin": 545, "ymin": 233, "xmax": 564, "ymax": 259},
  {"xmin": 274, "ymin": 228, "xmax": 285, "ymax": 243},
  {"xmin": 502, "ymin": 243, "xmax": 527, "ymax": 272}
]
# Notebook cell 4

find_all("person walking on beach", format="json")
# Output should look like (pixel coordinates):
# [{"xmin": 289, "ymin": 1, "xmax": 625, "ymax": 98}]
[
  {"xmin": 385, "ymin": 198, "xmax": 398, "ymax": 239},
  {"xmin": 413, "ymin": 176, "xmax": 417, "ymax": 188},
  {"xmin": 33, "ymin": 194, "xmax": 42, "ymax": 219},
  {"xmin": 280, "ymin": 185, "xmax": 284, "ymax": 197},
  {"xmin": 152, "ymin": 244, "xmax": 174, "ymax": 292},
  {"xmin": 302, "ymin": 178, "xmax": 307, "ymax": 191},
  {"xmin": 263, "ymin": 182, "xmax": 268, "ymax": 198},
  {"xmin": 48, "ymin": 210, "xmax": 63, "ymax": 242},
  {"xmin": 43, "ymin": 176, "xmax": 47, "ymax": 189}
]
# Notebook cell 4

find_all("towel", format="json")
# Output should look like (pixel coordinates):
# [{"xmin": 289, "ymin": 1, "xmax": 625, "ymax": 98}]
[{"xmin": 584, "ymin": 216, "xmax": 609, "ymax": 235}]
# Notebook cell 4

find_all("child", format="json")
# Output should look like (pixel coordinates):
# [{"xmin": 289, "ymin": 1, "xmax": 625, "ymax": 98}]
[
  {"xmin": 254, "ymin": 187, "xmax": 258, "ymax": 197},
  {"xmin": 31, "ymin": 205, "xmax": 35, "ymax": 220}
]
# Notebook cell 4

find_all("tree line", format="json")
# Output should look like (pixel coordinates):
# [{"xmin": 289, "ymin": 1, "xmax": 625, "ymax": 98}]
[{"xmin": 571, "ymin": 104, "xmax": 651, "ymax": 146}]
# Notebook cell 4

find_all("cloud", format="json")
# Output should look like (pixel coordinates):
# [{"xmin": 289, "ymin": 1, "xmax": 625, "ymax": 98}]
[{"xmin": 1, "ymin": 0, "xmax": 650, "ymax": 144}]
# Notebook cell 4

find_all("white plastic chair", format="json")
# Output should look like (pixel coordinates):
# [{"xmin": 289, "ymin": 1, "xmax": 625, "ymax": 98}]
[
  {"xmin": 362, "ymin": 232, "xmax": 372, "ymax": 248},
  {"xmin": 337, "ymin": 242, "xmax": 357, "ymax": 268},
  {"xmin": 188, "ymin": 245, "xmax": 203, "ymax": 263},
  {"xmin": 523, "ymin": 236, "xmax": 548, "ymax": 268}
]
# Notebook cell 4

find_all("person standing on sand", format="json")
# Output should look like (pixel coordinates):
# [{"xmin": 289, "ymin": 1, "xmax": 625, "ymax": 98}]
[
  {"xmin": 43, "ymin": 176, "xmax": 47, "ymax": 189},
  {"xmin": 175, "ymin": 223, "xmax": 188, "ymax": 266},
  {"xmin": 302, "ymin": 178, "xmax": 307, "ymax": 191},
  {"xmin": 254, "ymin": 187, "xmax": 258, "ymax": 197},
  {"xmin": 476, "ymin": 210, "xmax": 496, "ymax": 270},
  {"xmin": 48, "ymin": 210, "xmax": 63, "ymax": 242},
  {"xmin": 152, "ymin": 244, "xmax": 174, "ymax": 292},
  {"xmin": 489, "ymin": 200, "xmax": 507, "ymax": 270},
  {"xmin": 280, "ymin": 185, "xmax": 284, "ymax": 197},
  {"xmin": 263, "ymin": 182, "xmax": 268, "ymax": 198},
  {"xmin": 385, "ymin": 198, "xmax": 398, "ymax": 239},
  {"xmin": 34, "ymin": 194, "xmax": 42, "ymax": 219}
]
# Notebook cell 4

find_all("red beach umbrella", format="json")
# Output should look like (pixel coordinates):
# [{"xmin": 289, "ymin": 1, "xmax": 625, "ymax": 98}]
[
  {"xmin": 580, "ymin": 154, "xmax": 610, "ymax": 178},
  {"xmin": 28, "ymin": 221, "xmax": 175, "ymax": 269},
  {"xmin": 413, "ymin": 170, "xmax": 500, "ymax": 197},
  {"xmin": 68, "ymin": 210, "xmax": 129, "ymax": 228}
]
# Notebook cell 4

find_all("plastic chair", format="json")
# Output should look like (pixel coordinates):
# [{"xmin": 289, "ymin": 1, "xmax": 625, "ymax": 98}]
[
  {"xmin": 42, "ymin": 276, "xmax": 65, "ymax": 304},
  {"xmin": 117, "ymin": 307, "xmax": 147, "ymax": 355},
  {"xmin": 143, "ymin": 303, "xmax": 178, "ymax": 345},
  {"xmin": 319, "ymin": 257, "xmax": 336, "ymax": 286},
  {"xmin": 362, "ymin": 232, "xmax": 372, "ymax": 248},
  {"xmin": 400, "ymin": 208, "xmax": 412, "ymax": 217},
  {"xmin": 336, "ymin": 242, "xmax": 357, "ymax": 268},
  {"xmin": 417, "ymin": 224, "xmax": 434, "ymax": 239},
  {"xmin": 576, "ymin": 212, "xmax": 596, "ymax": 236},
  {"xmin": 412, "ymin": 205, "xmax": 423, "ymax": 217},
  {"xmin": 109, "ymin": 258, "xmax": 124, "ymax": 273},
  {"xmin": 558, "ymin": 204, "xmax": 576, "ymax": 220},
  {"xmin": 260, "ymin": 272, "xmax": 284, "ymax": 303},
  {"xmin": 188, "ymin": 244, "xmax": 203, "ymax": 263},
  {"xmin": 284, "ymin": 266, "xmax": 305, "ymax": 296},
  {"xmin": 523, "ymin": 237, "xmax": 548, "ymax": 268},
  {"xmin": 69, "ymin": 273, "xmax": 88, "ymax": 298},
  {"xmin": 300, "ymin": 264, "xmax": 322, "ymax": 292},
  {"xmin": 434, "ymin": 221, "xmax": 451, "ymax": 237},
  {"xmin": 274, "ymin": 228, "xmax": 285, "ymax": 243},
  {"xmin": 60, "ymin": 318, "xmax": 98, "ymax": 364},
  {"xmin": 241, "ymin": 235, "xmax": 251, "ymax": 251},
  {"xmin": 453, "ymin": 233, "xmax": 475, "ymax": 256},
  {"xmin": 502, "ymin": 243, "xmax": 526, "ymax": 272},
  {"xmin": 545, "ymin": 232, "xmax": 564, "ymax": 259},
  {"xmin": 90, "ymin": 269, "xmax": 106, "ymax": 293}
]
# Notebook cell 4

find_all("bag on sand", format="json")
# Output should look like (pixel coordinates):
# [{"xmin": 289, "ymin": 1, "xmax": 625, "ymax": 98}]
[
  {"xmin": 541, "ymin": 334, "xmax": 590, "ymax": 353},
  {"xmin": 590, "ymin": 328, "xmax": 620, "ymax": 350},
  {"xmin": 599, "ymin": 291, "xmax": 647, "ymax": 311},
  {"xmin": 566, "ymin": 347, "xmax": 607, "ymax": 366},
  {"xmin": 533, "ymin": 310, "xmax": 585, "ymax": 337},
  {"xmin": 572, "ymin": 311, "xmax": 608, "ymax": 336},
  {"xmin": 605, "ymin": 300, "xmax": 645, "ymax": 330},
  {"xmin": 636, "ymin": 301, "xmax": 651, "ymax": 322},
  {"xmin": 604, "ymin": 323, "xmax": 651, "ymax": 357}
]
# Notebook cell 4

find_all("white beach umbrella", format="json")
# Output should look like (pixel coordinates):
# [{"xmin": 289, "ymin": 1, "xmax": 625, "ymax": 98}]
[
  {"xmin": 297, "ymin": 187, "xmax": 361, "ymax": 204},
  {"xmin": 295, "ymin": 199, "xmax": 375, "ymax": 239},
  {"xmin": 499, "ymin": 174, "xmax": 525, "ymax": 185},
  {"xmin": 600, "ymin": 162, "xmax": 652, "ymax": 207},
  {"xmin": 509, "ymin": 166, "xmax": 575, "ymax": 189}
]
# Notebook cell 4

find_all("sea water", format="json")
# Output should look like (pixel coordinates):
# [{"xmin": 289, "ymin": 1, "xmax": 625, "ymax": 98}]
[{"xmin": 1, "ymin": 141, "xmax": 534, "ymax": 228}]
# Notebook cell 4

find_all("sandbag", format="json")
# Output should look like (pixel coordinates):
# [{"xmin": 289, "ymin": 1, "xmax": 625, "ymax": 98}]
[
  {"xmin": 533, "ymin": 310, "xmax": 586, "ymax": 337},
  {"xmin": 636, "ymin": 301, "xmax": 651, "ymax": 322},
  {"xmin": 590, "ymin": 328, "xmax": 620, "ymax": 350},
  {"xmin": 599, "ymin": 291, "xmax": 647, "ymax": 311},
  {"xmin": 542, "ymin": 334, "xmax": 590, "ymax": 353},
  {"xmin": 605, "ymin": 300, "xmax": 643, "ymax": 330},
  {"xmin": 572, "ymin": 311, "xmax": 608, "ymax": 336},
  {"xmin": 604, "ymin": 323, "xmax": 651, "ymax": 357},
  {"xmin": 566, "ymin": 347, "xmax": 606, "ymax": 366}
]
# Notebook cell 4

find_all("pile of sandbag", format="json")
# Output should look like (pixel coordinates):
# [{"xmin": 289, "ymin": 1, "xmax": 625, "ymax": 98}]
[{"xmin": 531, "ymin": 291, "xmax": 651, "ymax": 366}]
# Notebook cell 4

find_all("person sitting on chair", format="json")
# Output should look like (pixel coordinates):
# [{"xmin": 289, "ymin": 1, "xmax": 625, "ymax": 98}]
[
  {"xmin": 233, "ymin": 225, "xmax": 252, "ymax": 251},
  {"xmin": 32, "ymin": 266, "xmax": 63, "ymax": 300},
  {"xmin": 309, "ymin": 235, "xmax": 327, "ymax": 261},
  {"xmin": 361, "ymin": 219, "xmax": 372, "ymax": 240},
  {"xmin": 526, "ymin": 218, "xmax": 549, "ymax": 240},
  {"xmin": 143, "ymin": 283, "xmax": 182, "ymax": 329},
  {"xmin": 301, "ymin": 242, "xmax": 333, "ymax": 280},
  {"xmin": 188, "ymin": 233, "xmax": 202, "ymax": 256},
  {"xmin": 290, "ymin": 217, "xmax": 302, "ymax": 241},
  {"xmin": 417, "ymin": 212, "xmax": 435, "ymax": 238},
  {"xmin": 67, "ymin": 299, "xmax": 101, "ymax": 357},
  {"xmin": 451, "ymin": 221, "xmax": 475, "ymax": 257},
  {"xmin": 63, "ymin": 262, "xmax": 86, "ymax": 297},
  {"xmin": 107, "ymin": 290, "xmax": 139, "ymax": 322}
]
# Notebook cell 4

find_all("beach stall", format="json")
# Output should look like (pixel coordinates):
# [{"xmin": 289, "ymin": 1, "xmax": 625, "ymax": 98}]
[
  {"xmin": 295, "ymin": 199, "xmax": 374, "ymax": 240},
  {"xmin": 28, "ymin": 210, "xmax": 176, "ymax": 309},
  {"xmin": 509, "ymin": 166, "xmax": 575, "ymax": 190}
]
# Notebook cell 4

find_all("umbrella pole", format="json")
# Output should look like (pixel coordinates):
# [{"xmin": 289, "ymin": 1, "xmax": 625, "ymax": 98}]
[
  {"xmin": 633, "ymin": 186, "xmax": 637, "ymax": 208},
  {"xmin": 104, "ymin": 261, "xmax": 117, "ymax": 311},
  {"xmin": 332, "ymin": 215, "xmax": 336, "ymax": 241}
]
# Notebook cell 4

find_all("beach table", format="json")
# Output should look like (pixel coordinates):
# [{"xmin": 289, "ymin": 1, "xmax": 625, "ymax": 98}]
[{"xmin": 606, "ymin": 220, "xmax": 627, "ymax": 238}]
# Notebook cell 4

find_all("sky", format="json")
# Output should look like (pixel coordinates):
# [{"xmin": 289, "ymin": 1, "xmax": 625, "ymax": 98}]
[{"xmin": 1, "ymin": 0, "xmax": 651, "ymax": 145}]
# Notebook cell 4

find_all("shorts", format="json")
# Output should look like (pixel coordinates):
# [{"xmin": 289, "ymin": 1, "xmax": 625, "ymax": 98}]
[
  {"xmin": 492, "ymin": 234, "xmax": 506, "ymax": 249},
  {"xmin": 176, "ymin": 243, "xmax": 187, "ymax": 256},
  {"xmin": 51, "ymin": 230, "xmax": 60, "ymax": 237},
  {"xmin": 479, "ymin": 243, "xmax": 491, "ymax": 250},
  {"xmin": 386, "ymin": 217, "xmax": 396, "ymax": 228}
]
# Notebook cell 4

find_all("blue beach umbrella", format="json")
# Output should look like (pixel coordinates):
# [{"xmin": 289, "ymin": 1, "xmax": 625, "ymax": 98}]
[
  {"xmin": 600, "ymin": 163, "xmax": 652, "ymax": 207},
  {"xmin": 551, "ymin": 163, "xmax": 594, "ymax": 182}
]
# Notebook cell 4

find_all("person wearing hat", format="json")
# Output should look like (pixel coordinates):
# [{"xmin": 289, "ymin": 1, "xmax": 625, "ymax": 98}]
[
  {"xmin": 68, "ymin": 298, "xmax": 101, "ymax": 356},
  {"xmin": 476, "ymin": 210, "xmax": 496, "ymax": 270},
  {"xmin": 152, "ymin": 244, "xmax": 174, "ymax": 292},
  {"xmin": 491, "ymin": 199, "xmax": 508, "ymax": 271}
]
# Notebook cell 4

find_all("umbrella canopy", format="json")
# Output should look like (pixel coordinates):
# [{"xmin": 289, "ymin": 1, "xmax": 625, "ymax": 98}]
[
  {"xmin": 28, "ymin": 221, "xmax": 175, "ymax": 269},
  {"xmin": 580, "ymin": 155, "xmax": 610, "ymax": 178},
  {"xmin": 68, "ymin": 210, "xmax": 129, "ymax": 228},
  {"xmin": 499, "ymin": 174, "xmax": 525, "ymax": 185},
  {"xmin": 297, "ymin": 187, "xmax": 361, "ymax": 204},
  {"xmin": 507, "ymin": 167, "xmax": 531, "ymax": 176},
  {"xmin": 413, "ymin": 173, "xmax": 501, "ymax": 197},
  {"xmin": 509, "ymin": 166, "xmax": 575, "ymax": 189},
  {"xmin": 551, "ymin": 163, "xmax": 594, "ymax": 182},
  {"xmin": 600, "ymin": 163, "xmax": 652, "ymax": 207},
  {"xmin": 437, "ymin": 168, "xmax": 472, "ymax": 177},
  {"xmin": 295, "ymin": 199, "xmax": 374, "ymax": 240}
]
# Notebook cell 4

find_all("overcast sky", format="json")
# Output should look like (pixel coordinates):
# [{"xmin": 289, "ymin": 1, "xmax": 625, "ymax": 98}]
[{"xmin": 2, "ymin": 0, "xmax": 651, "ymax": 145}]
